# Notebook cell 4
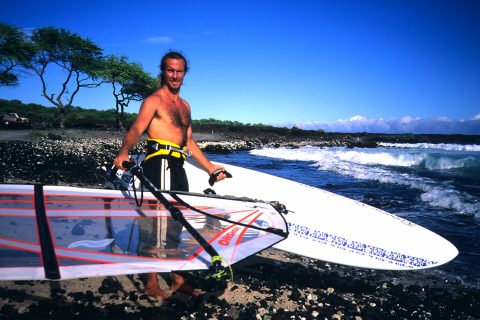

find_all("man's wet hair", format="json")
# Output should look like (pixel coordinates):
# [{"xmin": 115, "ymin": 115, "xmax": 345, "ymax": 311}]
[{"xmin": 159, "ymin": 51, "xmax": 189, "ymax": 87}]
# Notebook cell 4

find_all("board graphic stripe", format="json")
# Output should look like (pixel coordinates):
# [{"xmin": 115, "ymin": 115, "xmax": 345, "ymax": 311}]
[
  {"xmin": 34, "ymin": 185, "xmax": 61, "ymax": 280},
  {"xmin": 288, "ymin": 222, "xmax": 437, "ymax": 268}
]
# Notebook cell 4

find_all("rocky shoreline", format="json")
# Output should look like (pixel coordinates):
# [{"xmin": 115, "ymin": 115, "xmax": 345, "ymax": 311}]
[
  {"xmin": 0, "ymin": 128, "xmax": 358, "ymax": 188},
  {"xmin": 2, "ymin": 251, "xmax": 478, "ymax": 320},
  {"xmin": 0, "ymin": 129, "xmax": 479, "ymax": 319}
]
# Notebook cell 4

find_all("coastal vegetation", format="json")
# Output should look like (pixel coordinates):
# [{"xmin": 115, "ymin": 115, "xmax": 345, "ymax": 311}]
[
  {"xmin": 0, "ymin": 98, "xmax": 136, "ymax": 129},
  {"xmin": 2, "ymin": 99, "xmax": 480, "ymax": 147},
  {"xmin": 1, "ymin": 23, "xmax": 157, "ymax": 129},
  {"xmin": 0, "ymin": 98, "xmax": 312, "ymax": 136}
]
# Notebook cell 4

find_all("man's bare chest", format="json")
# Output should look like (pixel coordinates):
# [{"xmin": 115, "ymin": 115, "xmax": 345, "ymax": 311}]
[{"xmin": 159, "ymin": 102, "xmax": 191, "ymax": 128}]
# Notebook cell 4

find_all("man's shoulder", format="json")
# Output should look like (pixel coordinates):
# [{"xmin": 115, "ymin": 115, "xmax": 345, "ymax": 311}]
[
  {"xmin": 180, "ymin": 97, "xmax": 191, "ymax": 109},
  {"xmin": 145, "ymin": 91, "xmax": 163, "ymax": 102},
  {"xmin": 142, "ymin": 93, "xmax": 165, "ymax": 108}
]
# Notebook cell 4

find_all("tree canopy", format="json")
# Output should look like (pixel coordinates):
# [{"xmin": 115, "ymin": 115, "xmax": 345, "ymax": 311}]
[
  {"xmin": 27, "ymin": 27, "xmax": 104, "ymax": 128},
  {"xmin": 99, "ymin": 55, "xmax": 158, "ymax": 130},
  {"xmin": 1, "ymin": 23, "xmax": 156, "ymax": 130},
  {"xmin": 0, "ymin": 23, "xmax": 34, "ymax": 86}
]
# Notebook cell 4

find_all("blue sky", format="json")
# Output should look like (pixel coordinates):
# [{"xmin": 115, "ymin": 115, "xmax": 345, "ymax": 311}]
[{"xmin": 1, "ymin": 0, "xmax": 480, "ymax": 134}]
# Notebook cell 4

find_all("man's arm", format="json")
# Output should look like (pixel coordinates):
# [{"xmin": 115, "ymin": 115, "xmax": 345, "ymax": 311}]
[{"xmin": 114, "ymin": 96, "xmax": 157, "ymax": 169}]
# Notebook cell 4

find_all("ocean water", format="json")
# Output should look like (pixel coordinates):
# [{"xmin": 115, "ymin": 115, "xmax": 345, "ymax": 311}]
[{"xmin": 206, "ymin": 143, "xmax": 480, "ymax": 288}]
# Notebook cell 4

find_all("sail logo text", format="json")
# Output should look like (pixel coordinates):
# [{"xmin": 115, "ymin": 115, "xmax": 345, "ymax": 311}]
[{"xmin": 218, "ymin": 227, "xmax": 241, "ymax": 246}]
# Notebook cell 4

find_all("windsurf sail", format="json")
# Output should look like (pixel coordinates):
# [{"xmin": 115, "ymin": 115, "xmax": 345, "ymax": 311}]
[
  {"xmin": 121, "ymin": 160, "xmax": 285, "ymax": 276},
  {"xmin": 0, "ymin": 182, "xmax": 288, "ymax": 281}
]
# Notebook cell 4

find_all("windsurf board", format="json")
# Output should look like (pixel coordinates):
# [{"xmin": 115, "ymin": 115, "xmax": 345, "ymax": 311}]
[{"xmin": 184, "ymin": 159, "xmax": 458, "ymax": 271}]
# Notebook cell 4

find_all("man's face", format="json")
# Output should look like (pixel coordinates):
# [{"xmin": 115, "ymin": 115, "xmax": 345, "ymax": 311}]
[{"xmin": 163, "ymin": 58, "xmax": 186, "ymax": 91}]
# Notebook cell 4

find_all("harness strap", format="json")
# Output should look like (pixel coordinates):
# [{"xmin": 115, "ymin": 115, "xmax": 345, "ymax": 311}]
[{"xmin": 145, "ymin": 138, "xmax": 190, "ymax": 161}]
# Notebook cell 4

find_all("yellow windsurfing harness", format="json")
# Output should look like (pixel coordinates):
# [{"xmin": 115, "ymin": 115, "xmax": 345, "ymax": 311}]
[{"xmin": 145, "ymin": 138, "xmax": 190, "ymax": 161}]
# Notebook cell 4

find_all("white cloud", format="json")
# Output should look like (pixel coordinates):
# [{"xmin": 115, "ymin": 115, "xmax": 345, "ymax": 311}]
[
  {"xmin": 399, "ymin": 115, "xmax": 415, "ymax": 125},
  {"xmin": 349, "ymin": 115, "xmax": 366, "ymax": 122},
  {"xmin": 435, "ymin": 116, "xmax": 452, "ymax": 122},
  {"xmin": 142, "ymin": 36, "xmax": 173, "ymax": 44},
  {"xmin": 284, "ymin": 115, "xmax": 480, "ymax": 134}
]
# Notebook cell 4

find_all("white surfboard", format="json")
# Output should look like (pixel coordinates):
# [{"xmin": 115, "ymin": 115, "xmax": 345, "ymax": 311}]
[{"xmin": 185, "ymin": 159, "xmax": 458, "ymax": 270}]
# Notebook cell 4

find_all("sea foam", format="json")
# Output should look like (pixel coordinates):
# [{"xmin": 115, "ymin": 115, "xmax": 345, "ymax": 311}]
[
  {"xmin": 379, "ymin": 143, "xmax": 480, "ymax": 152},
  {"xmin": 250, "ymin": 146, "xmax": 480, "ymax": 217}
]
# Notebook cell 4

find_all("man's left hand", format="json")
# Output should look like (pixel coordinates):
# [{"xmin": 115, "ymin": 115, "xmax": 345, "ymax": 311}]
[{"xmin": 208, "ymin": 165, "xmax": 232, "ymax": 186}]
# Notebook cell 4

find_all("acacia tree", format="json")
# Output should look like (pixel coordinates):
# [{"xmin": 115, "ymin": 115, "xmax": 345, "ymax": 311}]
[
  {"xmin": 0, "ymin": 23, "xmax": 34, "ymax": 86},
  {"xmin": 100, "ymin": 55, "xmax": 158, "ymax": 131},
  {"xmin": 28, "ymin": 27, "xmax": 104, "ymax": 128}
]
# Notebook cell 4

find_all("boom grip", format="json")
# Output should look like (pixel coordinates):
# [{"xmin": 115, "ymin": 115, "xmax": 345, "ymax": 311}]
[
  {"xmin": 209, "ymin": 169, "xmax": 232, "ymax": 186},
  {"xmin": 122, "ymin": 161, "xmax": 135, "ymax": 171}
]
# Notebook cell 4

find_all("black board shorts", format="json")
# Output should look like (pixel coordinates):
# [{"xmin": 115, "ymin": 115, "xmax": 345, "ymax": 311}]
[
  {"xmin": 137, "ymin": 155, "xmax": 188, "ymax": 254},
  {"xmin": 142, "ymin": 155, "xmax": 189, "ymax": 192}
]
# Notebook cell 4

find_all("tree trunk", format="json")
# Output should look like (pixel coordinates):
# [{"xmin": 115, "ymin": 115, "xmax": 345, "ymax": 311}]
[
  {"xmin": 119, "ymin": 104, "xmax": 126, "ymax": 132},
  {"xmin": 115, "ymin": 109, "xmax": 120, "ymax": 127},
  {"xmin": 59, "ymin": 107, "xmax": 65, "ymax": 129},
  {"xmin": 113, "ymin": 102, "xmax": 125, "ymax": 132},
  {"xmin": 118, "ymin": 120, "xmax": 125, "ymax": 132}
]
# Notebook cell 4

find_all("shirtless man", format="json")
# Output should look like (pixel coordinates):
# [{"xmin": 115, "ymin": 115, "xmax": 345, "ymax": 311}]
[{"xmin": 114, "ymin": 51, "xmax": 226, "ymax": 298}]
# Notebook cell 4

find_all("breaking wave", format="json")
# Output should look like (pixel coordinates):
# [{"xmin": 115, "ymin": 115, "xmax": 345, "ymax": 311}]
[
  {"xmin": 250, "ymin": 146, "xmax": 480, "ymax": 217},
  {"xmin": 379, "ymin": 142, "xmax": 480, "ymax": 152}
]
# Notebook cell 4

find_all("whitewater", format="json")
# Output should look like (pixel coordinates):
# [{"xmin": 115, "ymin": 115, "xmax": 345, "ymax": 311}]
[{"xmin": 250, "ymin": 144, "xmax": 480, "ymax": 217}]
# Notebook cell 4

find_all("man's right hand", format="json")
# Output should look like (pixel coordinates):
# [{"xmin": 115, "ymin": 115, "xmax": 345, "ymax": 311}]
[{"xmin": 114, "ymin": 154, "xmax": 130, "ymax": 169}]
